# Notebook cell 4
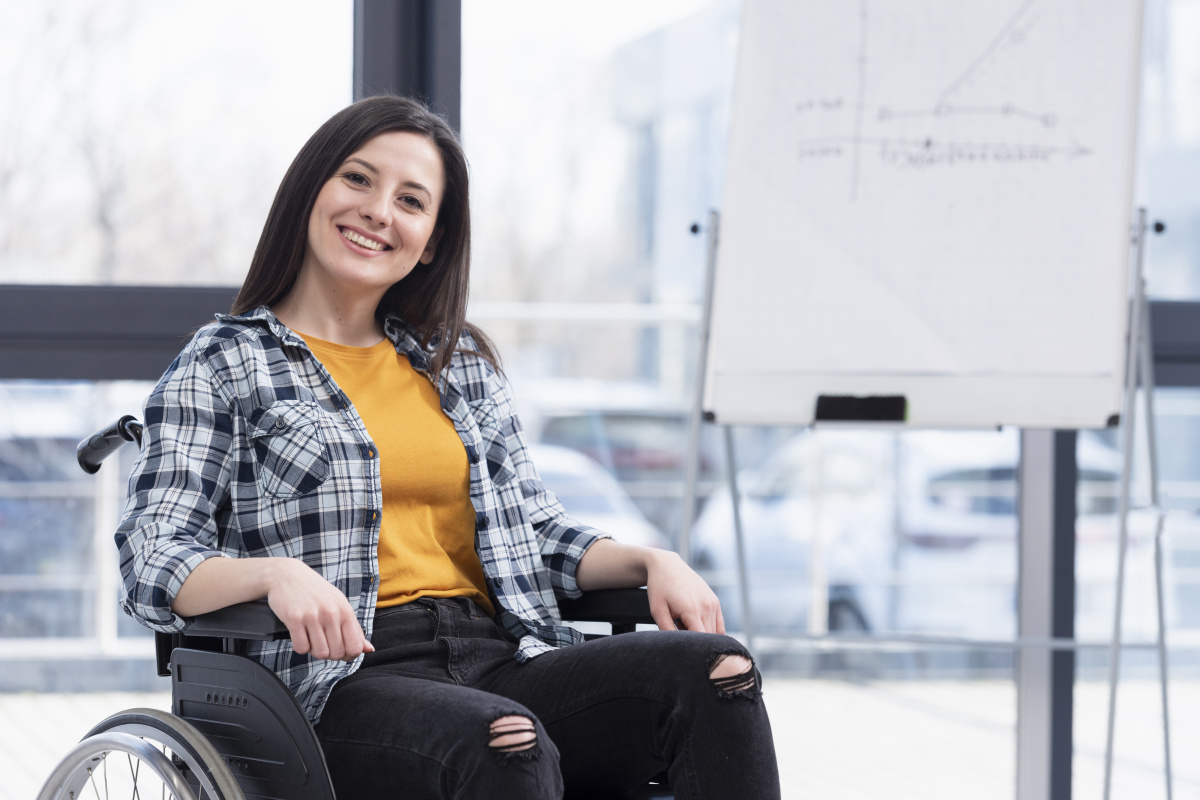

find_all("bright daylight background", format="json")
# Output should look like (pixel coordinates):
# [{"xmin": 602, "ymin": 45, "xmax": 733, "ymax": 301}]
[{"xmin": 3, "ymin": 0, "xmax": 1200, "ymax": 798}]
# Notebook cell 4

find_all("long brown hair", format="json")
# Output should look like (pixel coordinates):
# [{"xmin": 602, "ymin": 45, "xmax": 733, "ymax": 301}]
[{"xmin": 232, "ymin": 95, "xmax": 497, "ymax": 376}]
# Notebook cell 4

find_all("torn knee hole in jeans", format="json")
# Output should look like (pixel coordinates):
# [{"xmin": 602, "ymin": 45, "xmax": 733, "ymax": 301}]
[
  {"xmin": 488, "ymin": 714, "xmax": 539, "ymax": 763},
  {"xmin": 708, "ymin": 650, "xmax": 761, "ymax": 700}
]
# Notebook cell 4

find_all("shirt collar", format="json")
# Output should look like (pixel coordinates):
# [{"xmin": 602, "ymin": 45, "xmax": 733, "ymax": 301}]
[
  {"xmin": 215, "ymin": 305, "xmax": 305, "ymax": 348},
  {"xmin": 216, "ymin": 305, "xmax": 435, "ymax": 370}
]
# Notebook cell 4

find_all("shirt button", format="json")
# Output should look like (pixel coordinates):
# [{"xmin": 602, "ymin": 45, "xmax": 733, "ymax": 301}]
[
  {"xmin": 274, "ymin": 419, "xmax": 286, "ymax": 430},
  {"xmin": 493, "ymin": 577, "xmax": 504, "ymax": 587}
]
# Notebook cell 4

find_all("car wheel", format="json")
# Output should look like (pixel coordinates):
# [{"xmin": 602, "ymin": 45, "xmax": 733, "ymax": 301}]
[{"xmin": 821, "ymin": 598, "xmax": 881, "ymax": 678}]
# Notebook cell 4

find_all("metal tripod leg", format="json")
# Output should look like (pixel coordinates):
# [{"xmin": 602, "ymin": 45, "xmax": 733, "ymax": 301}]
[{"xmin": 724, "ymin": 425, "xmax": 755, "ymax": 650}]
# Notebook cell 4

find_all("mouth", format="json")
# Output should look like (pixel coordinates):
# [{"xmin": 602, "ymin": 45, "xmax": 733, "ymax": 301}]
[{"xmin": 339, "ymin": 227, "xmax": 391, "ymax": 252}]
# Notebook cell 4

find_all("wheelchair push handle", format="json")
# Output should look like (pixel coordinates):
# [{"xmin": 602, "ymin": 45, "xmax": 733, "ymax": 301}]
[{"xmin": 77, "ymin": 415, "xmax": 143, "ymax": 474}]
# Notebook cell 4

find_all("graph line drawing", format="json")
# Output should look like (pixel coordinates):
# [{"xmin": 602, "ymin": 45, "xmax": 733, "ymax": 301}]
[
  {"xmin": 938, "ymin": 0, "xmax": 1039, "ymax": 103},
  {"xmin": 851, "ymin": 0, "xmax": 869, "ymax": 201},
  {"xmin": 794, "ymin": 0, "xmax": 1089, "ymax": 197},
  {"xmin": 877, "ymin": 0, "xmax": 1053, "ymax": 128},
  {"xmin": 877, "ymin": 104, "xmax": 1057, "ymax": 129}
]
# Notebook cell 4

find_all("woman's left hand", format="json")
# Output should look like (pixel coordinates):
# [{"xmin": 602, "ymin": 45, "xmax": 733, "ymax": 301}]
[
  {"xmin": 576, "ymin": 539, "xmax": 726, "ymax": 634},
  {"xmin": 644, "ymin": 550, "xmax": 726, "ymax": 634}
]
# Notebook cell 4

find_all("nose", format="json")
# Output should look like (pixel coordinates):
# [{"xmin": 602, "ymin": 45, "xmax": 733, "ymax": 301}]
[{"xmin": 359, "ymin": 190, "xmax": 392, "ymax": 227}]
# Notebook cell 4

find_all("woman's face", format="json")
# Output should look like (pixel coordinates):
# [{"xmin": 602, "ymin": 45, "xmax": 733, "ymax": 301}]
[{"xmin": 300, "ymin": 131, "xmax": 446, "ymax": 301}]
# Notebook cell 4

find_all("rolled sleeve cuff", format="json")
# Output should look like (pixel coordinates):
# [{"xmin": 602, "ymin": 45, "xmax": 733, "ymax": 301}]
[
  {"xmin": 122, "ymin": 534, "xmax": 227, "ymax": 632},
  {"xmin": 539, "ymin": 522, "xmax": 611, "ymax": 599}
]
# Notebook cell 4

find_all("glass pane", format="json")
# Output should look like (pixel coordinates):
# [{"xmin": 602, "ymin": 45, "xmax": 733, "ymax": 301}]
[
  {"xmin": 689, "ymin": 427, "xmax": 1022, "ymax": 646},
  {"xmin": 1143, "ymin": 0, "xmax": 1200, "ymax": 298},
  {"xmin": 0, "ymin": 380, "xmax": 153, "ymax": 643},
  {"xmin": 462, "ymin": 0, "xmax": 735, "ymax": 385},
  {"xmin": 463, "ymin": 0, "xmax": 740, "ymax": 553},
  {"xmin": 0, "ymin": 1, "xmax": 352, "ymax": 286},
  {"xmin": 1149, "ymin": 390, "xmax": 1200, "ymax": 635}
]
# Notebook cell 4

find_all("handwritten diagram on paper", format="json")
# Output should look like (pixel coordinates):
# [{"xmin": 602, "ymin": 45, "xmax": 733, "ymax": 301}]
[{"xmin": 707, "ymin": 0, "xmax": 1143, "ymax": 427}]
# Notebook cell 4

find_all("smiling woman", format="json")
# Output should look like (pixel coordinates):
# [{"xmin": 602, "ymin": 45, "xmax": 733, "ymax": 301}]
[
  {"xmin": 111, "ymin": 94, "xmax": 781, "ymax": 800},
  {"xmin": 274, "ymin": 131, "xmax": 447, "ymax": 347},
  {"xmin": 228, "ymin": 96, "xmax": 479, "ymax": 378}
]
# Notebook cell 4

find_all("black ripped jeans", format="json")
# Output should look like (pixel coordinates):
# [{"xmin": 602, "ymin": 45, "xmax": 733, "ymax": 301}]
[{"xmin": 315, "ymin": 597, "xmax": 781, "ymax": 799}]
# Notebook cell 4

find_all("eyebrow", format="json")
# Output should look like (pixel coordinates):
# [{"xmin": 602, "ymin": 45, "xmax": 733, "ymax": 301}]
[{"xmin": 344, "ymin": 157, "xmax": 432, "ymax": 198}]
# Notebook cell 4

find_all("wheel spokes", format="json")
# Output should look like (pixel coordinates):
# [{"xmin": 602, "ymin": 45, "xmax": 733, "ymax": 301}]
[
  {"xmin": 128, "ymin": 752, "xmax": 143, "ymax": 800},
  {"xmin": 76, "ymin": 748, "xmax": 189, "ymax": 800}
]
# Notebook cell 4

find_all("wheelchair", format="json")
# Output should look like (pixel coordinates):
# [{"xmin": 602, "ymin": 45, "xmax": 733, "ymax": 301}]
[{"xmin": 36, "ymin": 416, "xmax": 672, "ymax": 800}]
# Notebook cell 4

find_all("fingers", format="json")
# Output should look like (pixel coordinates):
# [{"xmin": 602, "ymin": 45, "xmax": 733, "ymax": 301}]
[
  {"xmin": 650, "ymin": 599, "xmax": 676, "ymax": 632},
  {"xmin": 680, "ymin": 604, "xmax": 724, "ymax": 634},
  {"xmin": 656, "ymin": 599, "xmax": 725, "ymax": 634},
  {"xmin": 644, "ymin": 550, "xmax": 728, "ymax": 634},
  {"xmin": 663, "ymin": 591, "xmax": 724, "ymax": 634},
  {"xmin": 291, "ymin": 607, "xmax": 369, "ymax": 661},
  {"xmin": 340, "ymin": 613, "xmax": 370, "ymax": 660},
  {"xmin": 307, "ymin": 621, "xmax": 333, "ymax": 661},
  {"xmin": 308, "ymin": 605, "xmax": 369, "ymax": 661},
  {"xmin": 267, "ymin": 560, "xmax": 373, "ymax": 662},
  {"xmin": 289, "ymin": 621, "xmax": 312, "ymax": 655}
]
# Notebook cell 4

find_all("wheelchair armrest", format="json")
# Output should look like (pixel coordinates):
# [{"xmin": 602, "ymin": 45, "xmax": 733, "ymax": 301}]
[
  {"xmin": 180, "ymin": 599, "xmax": 291, "ymax": 641},
  {"xmin": 559, "ymin": 588, "xmax": 655, "ymax": 627},
  {"xmin": 176, "ymin": 590, "xmax": 655, "ymax": 641}
]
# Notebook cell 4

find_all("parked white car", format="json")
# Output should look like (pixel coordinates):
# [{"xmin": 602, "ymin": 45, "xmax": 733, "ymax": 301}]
[
  {"xmin": 690, "ymin": 429, "xmax": 896, "ymax": 634},
  {"xmin": 689, "ymin": 427, "xmax": 1158, "ymax": 642},
  {"xmin": 529, "ymin": 443, "xmax": 670, "ymax": 550}
]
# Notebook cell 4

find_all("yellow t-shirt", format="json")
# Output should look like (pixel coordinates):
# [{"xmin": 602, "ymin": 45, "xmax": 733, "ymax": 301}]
[{"xmin": 299, "ymin": 333, "xmax": 494, "ymax": 616}]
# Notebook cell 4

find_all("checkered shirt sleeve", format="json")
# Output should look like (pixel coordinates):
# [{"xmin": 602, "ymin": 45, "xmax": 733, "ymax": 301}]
[{"xmin": 115, "ymin": 349, "xmax": 236, "ymax": 631}]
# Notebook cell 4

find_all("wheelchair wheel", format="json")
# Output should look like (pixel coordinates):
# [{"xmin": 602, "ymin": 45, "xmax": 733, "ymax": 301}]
[{"xmin": 37, "ymin": 708, "xmax": 244, "ymax": 800}]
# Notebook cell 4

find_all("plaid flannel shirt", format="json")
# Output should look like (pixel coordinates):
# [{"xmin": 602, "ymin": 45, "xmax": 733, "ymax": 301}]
[{"xmin": 116, "ymin": 306, "xmax": 608, "ymax": 724}]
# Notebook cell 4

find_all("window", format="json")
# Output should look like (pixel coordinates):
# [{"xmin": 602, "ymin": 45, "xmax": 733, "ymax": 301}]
[
  {"xmin": 1143, "ymin": 0, "xmax": 1200, "ymax": 298},
  {"xmin": 0, "ymin": 1, "xmax": 352, "ymax": 286},
  {"xmin": 0, "ymin": 0, "xmax": 354, "ymax": 687}
]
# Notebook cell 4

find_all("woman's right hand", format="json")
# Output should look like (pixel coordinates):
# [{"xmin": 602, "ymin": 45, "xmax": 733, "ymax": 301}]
[
  {"xmin": 263, "ymin": 558, "xmax": 376, "ymax": 662},
  {"xmin": 172, "ymin": 555, "xmax": 374, "ymax": 663}
]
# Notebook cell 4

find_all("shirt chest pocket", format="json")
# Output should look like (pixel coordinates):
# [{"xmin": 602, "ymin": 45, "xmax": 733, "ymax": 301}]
[
  {"xmin": 467, "ymin": 399, "xmax": 517, "ymax": 487},
  {"xmin": 248, "ymin": 401, "xmax": 331, "ymax": 498}
]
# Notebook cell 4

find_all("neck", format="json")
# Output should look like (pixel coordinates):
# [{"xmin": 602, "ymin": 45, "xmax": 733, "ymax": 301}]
[{"xmin": 271, "ymin": 272, "xmax": 387, "ymax": 348}]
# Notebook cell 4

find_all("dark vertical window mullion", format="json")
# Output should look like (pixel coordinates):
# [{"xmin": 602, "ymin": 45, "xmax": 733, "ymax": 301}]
[{"xmin": 353, "ymin": 0, "xmax": 461, "ymax": 131}]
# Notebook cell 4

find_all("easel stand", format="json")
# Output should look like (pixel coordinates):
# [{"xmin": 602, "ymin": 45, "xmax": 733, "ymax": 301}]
[
  {"xmin": 1103, "ymin": 209, "xmax": 1173, "ymax": 800},
  {"xmin": 681, "ymin": 209, "xmax": 1175, "ymax": 800},
  {"xmin": 679, "ymin": 211, "xmax": 758, "ymax": 650}
]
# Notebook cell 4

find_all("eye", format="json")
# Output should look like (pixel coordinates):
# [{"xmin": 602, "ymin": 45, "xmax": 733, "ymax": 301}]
[
  {"xmin": 399, "ymin": 195, "xmax": 425, "ymax": 211},
  {"xmin": 341, "ymin": 171, "xmax": 369, "ymax": 187}
]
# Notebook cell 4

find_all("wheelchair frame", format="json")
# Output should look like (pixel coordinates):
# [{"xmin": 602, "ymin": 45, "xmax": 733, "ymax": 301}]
[{"xmin": 34, "ymin": 418, "xmax": 672, "ymax": 800}]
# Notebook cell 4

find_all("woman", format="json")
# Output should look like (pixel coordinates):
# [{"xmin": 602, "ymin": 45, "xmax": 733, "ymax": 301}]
[{"xmin": 116, "ymin": 95, "xmax": 780, "ymax": 799}]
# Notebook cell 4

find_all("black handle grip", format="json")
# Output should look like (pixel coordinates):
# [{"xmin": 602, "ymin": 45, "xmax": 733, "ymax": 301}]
[{"xmin": 77, "ymin": 415, "xmax": 144, "ymax": 474}]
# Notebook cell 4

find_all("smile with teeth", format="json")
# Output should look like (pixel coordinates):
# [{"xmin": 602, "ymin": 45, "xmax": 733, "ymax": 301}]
[{"xmin": 340, "ymin": 227, "xmax": 389, "ymax": 252}]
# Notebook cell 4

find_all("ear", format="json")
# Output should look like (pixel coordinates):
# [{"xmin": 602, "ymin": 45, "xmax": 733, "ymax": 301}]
[{"xmin": 419, "ymin": 227, "xmax": 443, "ymax": 265}]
